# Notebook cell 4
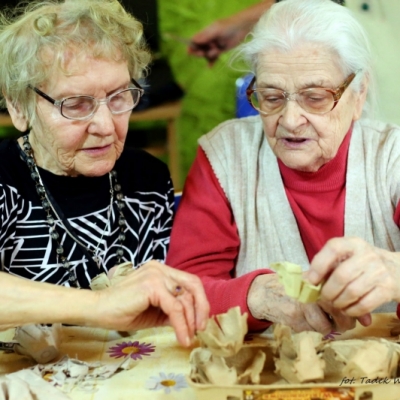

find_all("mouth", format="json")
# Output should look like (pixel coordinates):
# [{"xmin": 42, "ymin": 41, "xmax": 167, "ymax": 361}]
[
  {"xmin": 82, "ymin": 144, "xmax": 112, "ymax": 154},
  {"xmin": 279, "ymin": 137, "xmax": 312, "ymax": 149},
  {"xmin": 283, "ymin": 137, "xmax": 308, "ymax": 143}
]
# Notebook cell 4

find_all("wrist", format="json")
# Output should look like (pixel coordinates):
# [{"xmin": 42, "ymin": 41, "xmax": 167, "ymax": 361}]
[
  {"xmin": 13, "ymin": 280, "xmax": 98, "ymax": 328},
  {"xmin": 247, "ymin": 272, "xmax": 277, "ymax": 320},
  {"xmin": 52, "ymin": 288, "xmax": 100, "ymax": 327}
]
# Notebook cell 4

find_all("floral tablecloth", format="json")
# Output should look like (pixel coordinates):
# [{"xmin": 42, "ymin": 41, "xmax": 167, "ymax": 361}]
[
  {"xmin": 0, "ymin": 325, "xmax": 197, "ymax": 399},
  {"xmin": 0, "ymin": 313, "xmax": 398, "ymax": 399}
]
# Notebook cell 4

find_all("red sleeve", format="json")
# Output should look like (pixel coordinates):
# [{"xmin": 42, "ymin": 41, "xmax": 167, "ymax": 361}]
[
  {"xmin": 393, "ymin": 201, "xmax": 400, "ymax": 320},
  {"xmin": 167, "ymin": 147, "xmax": 272, "ymax": 331},
  {"xmin": 393, "ymin": 200, "xmax": 400, "ymax": 227}
]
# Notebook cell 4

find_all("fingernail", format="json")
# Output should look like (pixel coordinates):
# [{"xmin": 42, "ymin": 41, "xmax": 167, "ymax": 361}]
[
  {"xmin": 185, "ymin": 336, "xmax": 191, "ymax": 347},
  {"xmin": 307, "ymin": 271, "xmax": 319, "ymax": 284}
]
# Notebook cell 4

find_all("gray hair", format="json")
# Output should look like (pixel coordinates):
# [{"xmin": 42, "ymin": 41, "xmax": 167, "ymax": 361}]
[
  {"xmin": 235, "ymin": 0, "xmax": 376, "ymax": 117},
  {"xmin": 0, "ymin": 0, "xmax": 151, "ymax": 123}
]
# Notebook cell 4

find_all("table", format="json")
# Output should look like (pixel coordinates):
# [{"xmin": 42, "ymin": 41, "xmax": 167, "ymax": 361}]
[
  {"xmin": 0, "ymin": 313, "xmax": 399, "ymax": 399},
  {"xmin": 0, "ymin": 325, "xmax": 196, "ymax": 399}
]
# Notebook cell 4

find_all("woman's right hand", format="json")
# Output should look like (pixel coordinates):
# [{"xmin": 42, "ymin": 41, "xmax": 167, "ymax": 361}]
[
  {"xmin": 247, "ymin": 273, "xmax": 356, "ymax": 334},
  {"xmin": 93, "ymin": 260, "xmax": 210, "ymax": 347}
]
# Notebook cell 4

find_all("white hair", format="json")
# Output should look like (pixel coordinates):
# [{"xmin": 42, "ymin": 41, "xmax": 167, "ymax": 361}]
[{"xmin": 235, "ymin": 0, "xmax": 376, "ymax": 117}]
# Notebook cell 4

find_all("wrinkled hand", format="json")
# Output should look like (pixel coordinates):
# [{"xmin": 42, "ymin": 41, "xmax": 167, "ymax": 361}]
[
  {"xmin": 247, "ymin": 273, "xmax": 358, "ymax": 334},
  {"xmin": 94, "ymin": 260, "xmax": 210, "ymax": 347},
  {"xmin": 308, "ymin": 237, "xmax": 400, "ymax": 322},
  {"xmin": 316, "ymin": 299, "xmax": 357, "ymax": 332}
]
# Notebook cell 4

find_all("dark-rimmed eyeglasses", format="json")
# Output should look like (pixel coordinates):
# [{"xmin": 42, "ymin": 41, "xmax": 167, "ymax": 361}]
[
  {"xmin": 246, "ymin": 73, "xmax": 356, "ymax": 115},
  {"xmin": 28, "ymin": 78, "xmax": 144, "ymax": 121}
]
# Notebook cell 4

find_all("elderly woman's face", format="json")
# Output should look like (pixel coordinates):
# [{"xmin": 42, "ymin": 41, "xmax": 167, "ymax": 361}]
[
  {"xmin": 257, "ymin": 45, "xmax": 366, "ymax": 172},
  {"xmin": 28, "ymin": 56, "xmax": 131, "ymax": 177}
]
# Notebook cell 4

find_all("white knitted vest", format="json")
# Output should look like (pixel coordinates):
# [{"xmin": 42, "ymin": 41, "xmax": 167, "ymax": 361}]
[{"xmin": 199, "ymin": 116, "xmax": 400, "ymax": 312}]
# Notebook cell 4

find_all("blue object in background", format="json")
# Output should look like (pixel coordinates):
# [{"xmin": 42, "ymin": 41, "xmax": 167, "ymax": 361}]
[
  {"xmin": 235, "ymin": 74, "xmax": 259, "ymax": 118},
  {"xmin": 174, "ymin": 192, "xmax": 182, "ymax": 212}
]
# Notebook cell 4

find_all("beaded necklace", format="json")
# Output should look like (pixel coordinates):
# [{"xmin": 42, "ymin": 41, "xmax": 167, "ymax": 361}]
[{"xmin": 21, "ymin": 134, "xmax": 127, "ymax": 288}]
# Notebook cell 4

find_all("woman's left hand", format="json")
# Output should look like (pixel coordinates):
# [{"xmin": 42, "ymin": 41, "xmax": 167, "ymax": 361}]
[{"xmin": 307, "ymin": 237, "xmax": 400, "ymax": 321}]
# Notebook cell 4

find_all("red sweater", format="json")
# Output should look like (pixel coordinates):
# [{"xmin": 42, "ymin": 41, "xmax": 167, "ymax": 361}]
[{"xmin": 167, "ymin": 132, "xmax": 400, "ymax": 330}]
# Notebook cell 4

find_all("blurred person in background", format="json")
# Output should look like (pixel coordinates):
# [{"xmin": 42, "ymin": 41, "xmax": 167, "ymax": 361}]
[{"xmin": 189, "ymin": 0, "xmax": 400, "ymax": 126}]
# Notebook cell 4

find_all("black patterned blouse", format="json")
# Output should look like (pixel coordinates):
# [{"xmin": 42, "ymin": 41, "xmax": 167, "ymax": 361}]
[{"xmin": 0, "ymin": 138, "xmax": 174, "ymax": 288}]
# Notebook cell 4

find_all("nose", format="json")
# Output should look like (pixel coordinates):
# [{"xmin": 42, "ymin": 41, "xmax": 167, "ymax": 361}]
[
  {"xmin": 88, "ymin": 102, "xmax": 115, "ymax": 136},
  {"xmin": 278, "ymin": 97, "xmax": 307, "ymax": 131}
]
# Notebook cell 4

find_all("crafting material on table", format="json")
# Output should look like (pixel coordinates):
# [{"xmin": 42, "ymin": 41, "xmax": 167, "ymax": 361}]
[{"xmin": 0, "ymin": 311, "xmax": 399, "ymax": 399}]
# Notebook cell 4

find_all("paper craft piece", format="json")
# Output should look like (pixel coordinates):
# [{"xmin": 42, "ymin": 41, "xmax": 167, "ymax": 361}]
[
  {"xmin": 190, "ymin": 307, "xmax": 267, "ymax": 386},
  {"xmin": 13, "ymin": 324, "xmax": 61, "ymax": 364},
  {"xmin": 271, "ymin": 261, "xmax": 322, "ymax": 303},
  {"xmin": 90, "ymin": 261, "xmax": 133, "ymax": 290},
  {"xmin": 189, "ymin": 346, "xmax": 267, "ymax": 386},
  {"xmin": 196, "ymin": 306, "xmax": 248, "ymax": 358},
  {"xmin": 322, "ymin": 339, "xmax": 400, "ymax": 379},
  {"xmin": 31, "ymin": 355, "xmax": 135, "ymax": 393},
  {"xmin": 189, "ymin": 308, "xmax": 400, "ymax": 390},
  {"xmin": 90, "ymin": 272, "xmax": 111, "ymax": 290},
  {"xmin": 237, "ymin": 349, "xmax": 266, "ymax": 384},
  {"xmin": 189, "ymin": 348, "xmax": 237, "ymax": 385},
  {"xmin": 273, "ymin": 324, "xmax": 325, "ymax": 384},
  {"xmin": 0, "ymin": 369, "xmax": 69, "ymax": 400}
]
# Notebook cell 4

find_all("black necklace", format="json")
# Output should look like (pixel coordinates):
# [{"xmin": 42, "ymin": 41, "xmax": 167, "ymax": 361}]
[{"xmin": 21, "ymin": 134, "xmax": 127, "ymax": 288}]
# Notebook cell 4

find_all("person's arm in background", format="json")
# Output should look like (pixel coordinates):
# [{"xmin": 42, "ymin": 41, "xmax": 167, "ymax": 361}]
[
  {"xmin": 0, "ymin": 261, "xmax": 209, "ymax": 347},
  {"xmin": 189, "ymin": 0, "xmax": 275, "ymax": 65}
]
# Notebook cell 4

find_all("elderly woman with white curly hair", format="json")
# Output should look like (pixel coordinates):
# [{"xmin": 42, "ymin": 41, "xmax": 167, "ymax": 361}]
[
  {"xmin": 167, "ymin": 0, "xmax": 400, "ymax": 335},
  {"xmin": 0, "ymin": 0, "xmax": 209, "ymax": 347}
]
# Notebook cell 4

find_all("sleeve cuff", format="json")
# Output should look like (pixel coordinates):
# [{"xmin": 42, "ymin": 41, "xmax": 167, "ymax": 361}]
[{"xmin": 204, "ymin": 269, "xmax": 275, "ymax": 332}]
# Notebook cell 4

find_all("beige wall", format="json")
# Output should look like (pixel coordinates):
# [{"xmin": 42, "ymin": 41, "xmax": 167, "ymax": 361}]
[{"xmin": 346, "ymin": 0, "xmax": 400, "ymax": 125}]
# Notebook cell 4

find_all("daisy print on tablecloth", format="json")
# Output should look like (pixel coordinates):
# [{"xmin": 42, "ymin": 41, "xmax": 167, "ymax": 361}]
[
  {"xmin": 107, "ymin": 341, "xmax": 155, "ymax": 360},
  {"xmin": 145, "ymin": 372, "xmax": 188, "ymax": 394}
]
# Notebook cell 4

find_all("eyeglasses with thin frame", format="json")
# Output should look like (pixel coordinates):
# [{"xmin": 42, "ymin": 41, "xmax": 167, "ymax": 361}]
[
  {"xmin": 246, "ymin": 73, "xmax": 356, "ymax": 116},
  {"xmin": 28, "ymin": 78, "xmax": 144, "ymax": 121}
]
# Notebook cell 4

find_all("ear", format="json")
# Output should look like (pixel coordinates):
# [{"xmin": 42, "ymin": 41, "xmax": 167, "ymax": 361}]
[
  {"xmin": 352, "ymin": 74, "xmax": 369, "ymax": 121},
  {"xmin": 5, "ymin": 98, "xmax": 29, "ymax": 132}
]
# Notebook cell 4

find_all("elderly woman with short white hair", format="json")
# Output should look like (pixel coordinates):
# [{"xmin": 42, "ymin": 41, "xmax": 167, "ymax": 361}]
[{"xmin": 167, "ymin": 0, "xmax": 400, "ymax": 334}]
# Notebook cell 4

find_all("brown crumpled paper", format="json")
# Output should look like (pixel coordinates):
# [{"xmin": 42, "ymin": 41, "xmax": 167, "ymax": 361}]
[
  {"xmin": 322, "ymin": 338, "xmax": 400, "ymax": 379},
  {"xmin": 190, "ymin": 306, "xmax": 267, "ymax": 385},
  {"xmin": 90, "ymin": 262, "xmax": 133, "ymax": 290},
  {"xmin": 273, "ymin": 326, "xmax": 400, "ymax": 383},
  {"xmin": 189, "ymin": 348, "xmax": 238, "ymax": 385},
  {"xmin": 273, "ymin": 324, "xmax": 325, "ymax": 383},
  {"xmin": 189, "ymin": 347, "xmax": 266, "ymax": 385},
  {"xmin": 13, "ymin": 323, "xmax": 61, "ymax": 364},
  {"xmin": 196, "ymin": 306, "xmax": 248, "ymax": 358},
  {"xmin": 190, "ymin": 307, "xmax": 400, "ymax": 387},
  {"xmin": 236, "ymin": 349, "xmax": 266, "ymax": 384}
]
